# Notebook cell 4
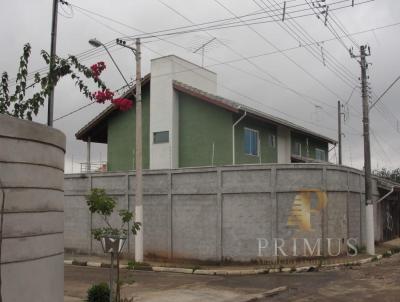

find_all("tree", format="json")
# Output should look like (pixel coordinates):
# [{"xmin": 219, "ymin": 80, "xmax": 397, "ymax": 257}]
[
  {"xmin": 373, "ymin": 168, "xmax": 400, "ymax": 184},
  {"xmin": 0, "ymin": 43, "xmax": 132, "ymax": 120},
  {"xmin": 86, "ymin": 188, "xmax": 140, "ymax": 302}
]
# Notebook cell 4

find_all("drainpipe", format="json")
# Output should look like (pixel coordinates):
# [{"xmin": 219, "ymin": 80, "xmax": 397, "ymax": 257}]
[
  {"xmin": 232, "ymin": 111, "xmax": 247, "ymax": 165},
  {"xmin": 377, "ymin": 186, "xmax": 399, "ymax": 203}
]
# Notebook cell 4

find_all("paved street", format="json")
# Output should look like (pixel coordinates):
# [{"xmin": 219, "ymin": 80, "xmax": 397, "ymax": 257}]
[{"xmin": 65, "ymin": 253, "xmax": 400, "ymax": 302}]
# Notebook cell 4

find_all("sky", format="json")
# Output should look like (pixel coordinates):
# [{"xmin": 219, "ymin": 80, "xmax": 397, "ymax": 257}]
[{"xmin": 1, "ymin": 0, "xmax": 400, "ymax": 173}]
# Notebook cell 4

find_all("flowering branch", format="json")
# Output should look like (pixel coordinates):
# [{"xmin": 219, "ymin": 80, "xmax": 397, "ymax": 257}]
[{"xmin": 0, "ymin": 43, "xmax": 133, "ymax": 121}]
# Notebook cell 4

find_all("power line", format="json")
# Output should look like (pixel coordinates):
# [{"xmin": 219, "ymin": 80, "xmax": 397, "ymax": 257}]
[
  {"xmin": 245, "ymin": 0, "xmax": 351, "ymax": 99},
  {"xmin": 120, "ymin": 0, "xmax": 374, "ymax": 40},
  {"xmin": 8, "ymin": 13, "xmax": 400, "ymax": 89},
  {"xmin": 53, "ymin": 81, "xmax": 133, "ymax": 122},
  {"xmin": 304, "ymin": 0, "xmax": 352, "ymax": 52},
  {"xmin": 72, "ymin": 0, "xmax": 340, "ymax": 113},
  {"xmin": 259, "ymin": 0, "xmax": 359, "ymax": 87},
  {"xmin": 158, "ymin": 0, "xmax": 339, "ymax": 113},
  {"xmin": 157, "ymin": 0, "xmax": 282, "ymax": 86},
  {"xmin": 370, "ymin": 129, "xmax": 394, "ymax": 166},
  {"xmin": 5, "ymin": 0, "xmax": 374, "ymax": 131},
  {"xmin": 370, "ymin": 74, "xmax": 400, "ymax": 109}
]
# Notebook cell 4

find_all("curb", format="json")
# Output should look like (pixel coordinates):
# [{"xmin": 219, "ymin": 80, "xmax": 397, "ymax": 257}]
[
  {"xmin": 64, "ymin": 252, "xmax": 394, "ymax": 276},
  {"xmin": 242, "ymin": 286, "xmax": 288, "ymax": 302}
]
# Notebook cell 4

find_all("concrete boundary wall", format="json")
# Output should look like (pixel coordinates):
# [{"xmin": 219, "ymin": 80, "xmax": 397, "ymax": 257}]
[
  {"xmin": 64, "ymin": 164, "xmax": 382, "ymax": 261},
  {"xmin": 0, "ymin": 114, "xmax": 65, "ymax": 302}
]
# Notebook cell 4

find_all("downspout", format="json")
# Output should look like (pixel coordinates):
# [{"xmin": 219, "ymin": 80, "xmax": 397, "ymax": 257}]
[
  {"xmin": 377, "ymin": 186, "xmax": 399, "ymax": 203},
  {"xmin": 232, "ymin": 111, "xmax": 247, "ymax": 165}
]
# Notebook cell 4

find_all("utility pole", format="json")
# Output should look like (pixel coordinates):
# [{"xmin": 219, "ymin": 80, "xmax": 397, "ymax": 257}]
[
  {"xmin": 351, "ymin": 45, "xmax": 374, "ymax": 255},
  {"xmin": 134, "ymin": 38, "xmax": 143, "ymax": 263},
  {"xmin": 337, "ymin": 100, "xmax": 342, "ymax": 165},
  {"xmin": 115, "ymin": 38, "xmax": 143, "ymax": 262},
  {"xmin": 47, "ymin": 0, "xmax": 59, "ymax": 127}
]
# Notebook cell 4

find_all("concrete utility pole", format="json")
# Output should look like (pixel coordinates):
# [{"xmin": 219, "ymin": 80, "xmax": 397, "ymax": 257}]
[
  {"xmin": 134, "ymin": 38, "xmax": 143, "ymax": 263},
  {"xmin": 86, "ymin": 137, "xmax": 91, "ymax": 173},
  {"xmin": 47, "ymin": 0, "xmax": 59, "ymax": 127},
  {"xmin": 337, "ymin": 101, "xmax": 342, "ymax": 165},
  {"xmin": 360, "ymin": 45, "xmax": 374, "ymax": 255},
  {"xmin": 352, "ymin": 45, "xmax": 374, "ymax": 255},
  {"xmin": 114, "ymin": 38, "xmax": 143, "ymax": 262}
]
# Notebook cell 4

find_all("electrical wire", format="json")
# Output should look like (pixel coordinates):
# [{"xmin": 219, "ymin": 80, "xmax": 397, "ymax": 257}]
[
  {"xmin": 158, "ymin": 0, "xmax": 342, "ymax": 117},
  {"xmin": 259, "ymin": 0, "xmax": 359, "ymax": 87},
  {"xmin": 7, "ymin": 16, "xmax": 400, "ymax": 90},
  {"xmin": 118, "ymin": 0, "xmax": 374, "ymax": 40},
  {"xmin": 370, "ymin": 74, "xmax": 400, "ymax": 109}
]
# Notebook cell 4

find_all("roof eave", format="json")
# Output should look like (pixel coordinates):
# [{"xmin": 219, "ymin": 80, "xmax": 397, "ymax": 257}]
[{"xmin": 75, "ymin": 74, "xmax": 151, "ymax": 142}]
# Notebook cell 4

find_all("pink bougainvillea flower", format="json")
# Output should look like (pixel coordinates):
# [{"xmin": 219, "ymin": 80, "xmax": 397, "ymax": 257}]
[
  {"xmin": 112, "ymin": 98, "xmax": 133, "ymax": 111},
  {"xmin": 90, "ymin": 62, "xmax": 106, "ymax": 79},
  {"xmin": 92, "ymin": 88, "xmax": 114, "ymax": 103}
]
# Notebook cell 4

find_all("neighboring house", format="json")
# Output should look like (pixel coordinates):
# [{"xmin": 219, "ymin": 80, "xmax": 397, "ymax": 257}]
[{"xmin": 76, "ymin": 55, "xmax": 336, "ymax": 172}]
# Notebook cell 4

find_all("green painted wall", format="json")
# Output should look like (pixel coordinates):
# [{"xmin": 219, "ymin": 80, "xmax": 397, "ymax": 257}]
[
  {"xmin": 107, "ymin": 86, "xmax": 150, "ymax": 171},
  {"xmin": 106, "ymin": 86, "xmax": 328, "ymax": 170},
  {"xmin": 178, "ymin": 92, "xmax": 232, "ymax": 167},
  {"xmin": 178, "ymin": 92, "xmax": 278, "ymax": 167},
  {"xmin": 291, "ymin": 132, "xmax": 328, "ymax": 160},
  {"xmin": 234, "ymin": 117, "xmax": 277, "ymax": 164}
]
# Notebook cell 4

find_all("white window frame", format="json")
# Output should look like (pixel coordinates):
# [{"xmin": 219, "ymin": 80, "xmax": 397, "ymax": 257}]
[
  {"xmin": 244, "ymin": 127, "xmax": 259, "ymax": 156},
  {"xmin": 315, "ymin": 148, "xmax": 326, "ymax": 161},
  {"xmin": 294, "ymin": 142, "xmax": 302, "ymax": 156}
]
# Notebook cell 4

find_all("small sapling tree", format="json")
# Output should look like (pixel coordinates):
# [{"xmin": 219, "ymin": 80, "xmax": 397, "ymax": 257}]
[{"xmin": 86, "ymin": 188, "xmax": 140, "ymax": 302}]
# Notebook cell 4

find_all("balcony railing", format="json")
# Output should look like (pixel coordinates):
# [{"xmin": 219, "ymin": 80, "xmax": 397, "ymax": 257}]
[{"xmin": 80, "ymin": 162, "xmax": 107, "ymax": 173}]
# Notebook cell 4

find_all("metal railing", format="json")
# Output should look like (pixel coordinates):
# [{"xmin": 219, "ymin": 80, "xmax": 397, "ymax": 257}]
[{"xmin": 80, "ymin": 162, "xmax": 107, "ymax": 173}]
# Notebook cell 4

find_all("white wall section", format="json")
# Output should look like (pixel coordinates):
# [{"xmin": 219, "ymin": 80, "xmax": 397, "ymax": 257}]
[
  {"xmin": 277, "ymin": 126, "xmax": 291, "ymax": 164},
  {"xmin": 149, "ymin": 55, "xmax": 217, "ymax": 169}
]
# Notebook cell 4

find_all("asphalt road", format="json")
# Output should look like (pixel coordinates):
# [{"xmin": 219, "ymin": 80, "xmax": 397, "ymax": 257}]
[{"xmin": 65, "ymin": 253, "xmax": 400, "ymax": 302}]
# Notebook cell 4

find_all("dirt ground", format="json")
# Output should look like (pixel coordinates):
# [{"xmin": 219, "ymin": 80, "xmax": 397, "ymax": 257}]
[{"xmin": 65, "ymin": 253, "xmax": 400, "ymax": 302}]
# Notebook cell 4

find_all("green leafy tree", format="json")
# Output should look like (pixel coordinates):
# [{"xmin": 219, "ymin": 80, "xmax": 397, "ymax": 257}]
[
  {"xmin": 373, "ymin": 168, "xmax": 400, "ymax": 183},
  {"xmin": 86, "ymin": 188, "xmax": 141, "ymax": 302},
  {"xmin": 0, "ymin": 43, "xmax": 108, "ymax": 120},
  {"xmin": 86, "ymin": 188, "xmax": 141, "ymax": 239}
]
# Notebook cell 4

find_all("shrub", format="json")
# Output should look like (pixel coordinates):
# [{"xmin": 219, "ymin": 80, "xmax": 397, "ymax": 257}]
[
  {"xmin": 87, "ymin": 283, "xmax": 110, "ymax": 302},
  {"xmin": 127, "ymin": 260, "xmax": 135, "ymax": 270}
]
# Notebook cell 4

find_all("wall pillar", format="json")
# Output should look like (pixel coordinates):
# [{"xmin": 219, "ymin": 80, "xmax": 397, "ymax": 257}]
[{"xmin": 277, "ymin": 126, "xmax": 291, "ymax": 164}]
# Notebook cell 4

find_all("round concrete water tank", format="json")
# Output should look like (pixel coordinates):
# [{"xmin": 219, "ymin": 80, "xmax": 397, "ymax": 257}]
[{"xmin": 0, "ymin": 114, "xmax": 65, "ymax": 302}]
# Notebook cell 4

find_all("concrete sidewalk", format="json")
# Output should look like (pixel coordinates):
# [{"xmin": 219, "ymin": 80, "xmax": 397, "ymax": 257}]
[{"xmin": 65, "ymin": 241, "xmax": 399, "ymax": 276}]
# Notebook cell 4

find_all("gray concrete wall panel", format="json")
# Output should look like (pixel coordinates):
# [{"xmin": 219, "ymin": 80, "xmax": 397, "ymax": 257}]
[
  {"xmin": 64, "ymin": 163, "xmax": 388, "ymax": 261},
  {"xmin": 0, "ymin": 114, "xmax": 65, "ymax": 302}
]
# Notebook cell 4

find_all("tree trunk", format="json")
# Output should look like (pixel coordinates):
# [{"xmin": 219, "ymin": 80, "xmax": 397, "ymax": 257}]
[{"xmin": 116, "ymin": 253, "xmax": 120, "ymax": 302}]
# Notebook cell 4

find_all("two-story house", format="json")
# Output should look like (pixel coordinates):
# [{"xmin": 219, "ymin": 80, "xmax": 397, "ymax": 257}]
[{"xmin": 76, "ymin": 55, "xmax": 336, "ymax": 171}]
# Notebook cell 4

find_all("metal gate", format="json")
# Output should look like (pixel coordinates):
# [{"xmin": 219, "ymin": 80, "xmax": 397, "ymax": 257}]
[{"xmin": 382, "ymin": 192, "xmax": 400, "ymax": 241}]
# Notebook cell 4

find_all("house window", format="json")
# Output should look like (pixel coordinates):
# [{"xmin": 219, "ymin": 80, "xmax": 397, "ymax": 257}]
[
  {"xmin": 268, "ymin": 134, "xmax": 276, "ymax": 148},
  {"xmin": 293, "ymin": 142, "xmax": 302, "ymax": 156},
  {"xmin": 153, "ymin": 131, "xmax": 169, "ymax": 144},
  {"xmin": 315, "ymin": 148, "xmax": 326, "ymax": 161},
  {"xmin": 244, "ymin": 128, "xmax": 259, "ymax": 156}
]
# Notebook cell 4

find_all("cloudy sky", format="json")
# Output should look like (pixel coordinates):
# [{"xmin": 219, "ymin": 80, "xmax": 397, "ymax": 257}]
[{"xmin": 1, "ymin": 0, "xmax": 400, "ymax": 173}]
